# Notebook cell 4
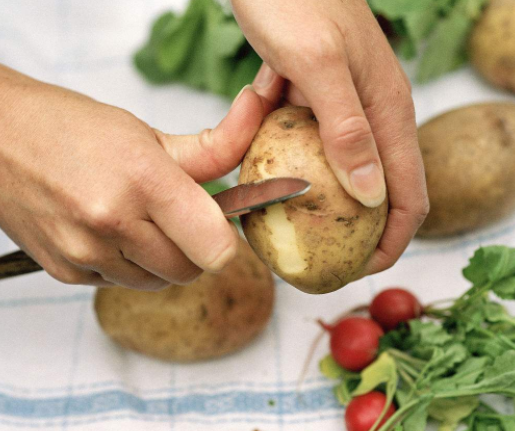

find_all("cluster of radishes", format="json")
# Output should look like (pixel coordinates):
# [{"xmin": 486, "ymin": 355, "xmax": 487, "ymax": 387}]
[{"xmin": 320, "ymin": 288, "xmax": 422, "ymax": 431}]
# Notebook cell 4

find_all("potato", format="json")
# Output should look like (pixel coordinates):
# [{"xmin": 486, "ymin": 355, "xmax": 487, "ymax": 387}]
[
  {"xmin": 94, "ymin": 239, "xmax": 274, "ymax": 362},
  {"xmin": 239, "ymin": 106, "xmax": 388, "ymax": 295},
  {"xmin": 417, "ymin": 103, "xmax": 515, "ymax": 237},
  {"xmin": 469, "ymin": 0, "xmax": 515, "ymax": 92}
]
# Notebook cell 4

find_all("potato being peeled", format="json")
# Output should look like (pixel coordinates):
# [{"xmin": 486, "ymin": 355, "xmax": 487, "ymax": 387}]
[
  {"xmin": 94, "ymin": 239, "xmax": 274, "ymax": 362},
  {"xmin": 239, "ymin": 107, "xmax": 388, "ymax": 294}
]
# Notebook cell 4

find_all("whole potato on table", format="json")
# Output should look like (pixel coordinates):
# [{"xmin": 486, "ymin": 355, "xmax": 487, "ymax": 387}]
[
  {"xmin": 417, "ymin": 103, "xmax": 515, "ymax": 237},
  {"xmin": 239, "ymin": 106, "xmax": 388, "ymax": 295},
  {"xmin": 469, "ymin": 0, "xmax": 515, "ymax": 92},
  {"xmin": 94, "ymin": 238, "xmax": 274, "ymax": 362}
]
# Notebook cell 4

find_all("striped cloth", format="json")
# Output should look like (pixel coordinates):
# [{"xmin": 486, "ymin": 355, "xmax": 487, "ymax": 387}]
[{"xmin": 1, "ymin": 0, "xmax": 515, "ymax": 429}]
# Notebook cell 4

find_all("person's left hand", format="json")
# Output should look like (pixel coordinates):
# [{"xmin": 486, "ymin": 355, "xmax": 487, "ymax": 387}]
[{"xmin": 234, "ymin": 0, "xmax": 429, "ymax": 277}]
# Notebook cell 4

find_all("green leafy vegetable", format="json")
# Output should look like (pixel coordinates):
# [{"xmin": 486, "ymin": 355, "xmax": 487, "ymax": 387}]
[
  {"xmin": 135, "ymin": 0, "xmax": 261, "ymax": 98},
  {"xmin": 201, "ymin": 179, "xmax": 230, "ymax": 196},
  {"xmin": 352, "ymin": 352, "xmax": 398, "ymax": 396},
  {"xmin": 319, "ymin": 354, "xmax": 360, "ymax": 405},
  {"xmin": 463, "ymin": 246, "xmax": 515, "ymax": 300},
  {"xmin": 352, "ymin": 352, "xmax": 398, "ymax": 431},
  {"xmin": 402, "ymin": 398, "xmax": 431, "ymax": 431},
  {"xmin": 367, "ymin": 0, "xmax": 488, "ymax": 82},
  {"xmin": 135, "ymin": 0, "xmax": 489, "ymax": 99},
  {"xmin": 428, "ymin": 397, "xmax": 479, "ymax": 431},
  {"xmin": 321, "ymin": 245, "xmax": 515, "ymax": 431}
]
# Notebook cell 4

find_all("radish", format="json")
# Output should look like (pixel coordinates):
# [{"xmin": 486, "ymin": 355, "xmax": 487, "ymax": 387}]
[
  {"xmin": 369, "ymin": 288, "xmax": 422, "ymax": 331},
  {"xmin": 345, "ymin": 391, "xmax": 396, "ymax": 431},
  {"xmin": 319, "ymin": 317, "xmax": 384, "ymax": 371}
]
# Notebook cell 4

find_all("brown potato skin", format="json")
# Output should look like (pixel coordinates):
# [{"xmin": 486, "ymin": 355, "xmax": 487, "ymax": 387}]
[
  {"xmin": 239, "ymin": 107, "xmax": 388, "ymax": 294},
  {"xmin": 417, "ymin": 103, "xmax": 515, "ymax": 237},
  {"xmin": 469, "ymin": 0, "xmax": 515, "ymax": 92},
  {"xmin": 94, "ymin": 239, "xmax": 274, "ymax": 362}
]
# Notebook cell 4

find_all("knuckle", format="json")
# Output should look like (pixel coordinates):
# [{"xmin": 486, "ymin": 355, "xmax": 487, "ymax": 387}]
[
  {"xmin": 198, "ymin": 128, "xmax": 233, "ymax": 174},
  {"xmin": 63, "ymin": 243, "xmax": 98, "ymax": 267},
  {"xmin": 393, "ymin": 198, "xmax": 430, "ymax": 231},
  {"xmin": 303, "ymin": 39, "xmax": 341, "ymax": 65},
  {"xmin": 82, "ymin": 201, "xmax": 122, "ymax": 236},
  {"xmin": 279, "ymin": 29, "xmax": 344, "ymax": 75},
  {"xmin": 329, "ymin": 116, "xmax": 374, "ymax": 154}
]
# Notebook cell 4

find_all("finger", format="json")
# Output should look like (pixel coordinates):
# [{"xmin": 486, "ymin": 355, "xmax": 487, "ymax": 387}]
[
  {"xmin": 95, "ymin": 254, "xmax": 170, "ymax": 291},
  {"xmin": 252, "ymin": 62, "xmax": 285, "ymax": 114},
  {"xmin": 153, "ymin": 85, "xmax": 264, "ymax": 183},
  {"xmin": 289, "ymin": 55, "xmax": 387, "ymax": 209},
  {"xmin": 362, "ymin": 86, "xmax": 428, "ymax": 275},
  {"xmin": 22, "ymin": 240, "xmax": 114, "ymax": 287},
  {"xmin": 144, "ymin": 158, "xmax": 240, "ymax": 273},
  {"xmin": 283, "ymin": 82, "xmax": 310, "ymax": 107},
  {"xmin": 118, "ymin": 219, "xmax": 202, "ymax": 285},
  {"xmin": 49, "ymin": 231, "xmax": 170, "ymax": 290},
  {"xmin": 42, "ymin": 254, "xmax": 113, "ymax": 287},
  {"xmin": 365, "ymin": 204, "xmax": 427, "ymax": 275}
]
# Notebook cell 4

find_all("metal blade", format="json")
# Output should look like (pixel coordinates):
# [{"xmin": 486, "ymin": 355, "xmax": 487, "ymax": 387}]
[{"xmin": 212, "ymin": 177, "xmax": 311, "ymax": 218}]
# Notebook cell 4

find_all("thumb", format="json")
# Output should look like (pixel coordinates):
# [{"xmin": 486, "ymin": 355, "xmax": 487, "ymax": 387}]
[{"xmin": 153, "ymin": 85, "xmax": 265, "ymax": 183}]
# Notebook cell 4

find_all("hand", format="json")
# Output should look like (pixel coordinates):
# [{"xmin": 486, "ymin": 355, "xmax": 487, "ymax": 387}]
[
  {"xmin": 0, "ymin": 65, "xmax": 266, "ymax": 289},
  {"xmin": 233, "ymin": 0, "xmax": 429, "ymax": 275}
]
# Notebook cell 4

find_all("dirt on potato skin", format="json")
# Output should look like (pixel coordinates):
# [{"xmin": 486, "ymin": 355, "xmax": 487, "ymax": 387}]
[{"xmin": 239, "ymin": 106, "xmax": 388, "ymax": 294}]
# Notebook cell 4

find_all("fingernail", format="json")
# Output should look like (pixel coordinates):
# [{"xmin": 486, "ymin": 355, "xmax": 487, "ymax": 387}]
[
  {"xmin": 231, "ymin": 84, "xmax": 254, "ymax": 107},
  {"xmin": 254, "ymin": 63, "xmax": 274, "ymax": 89},
  {"xmin": 349, "ymin": 163, "xmax": 386, "ymax": 208},
  {"xmin": 207, "ymin": 242, "xmax": 238, "ymax": 273}
]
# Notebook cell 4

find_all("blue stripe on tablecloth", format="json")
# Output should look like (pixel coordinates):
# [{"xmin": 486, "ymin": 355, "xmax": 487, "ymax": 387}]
[{"xmin": 0, "ymin": 386, "xmax": 338, "ymax": 419}]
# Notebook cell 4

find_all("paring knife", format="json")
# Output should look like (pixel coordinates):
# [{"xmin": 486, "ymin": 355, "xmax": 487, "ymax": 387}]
[{"xmin": 0, "ymin": 177, "xmax": 311, "ymax": 281}]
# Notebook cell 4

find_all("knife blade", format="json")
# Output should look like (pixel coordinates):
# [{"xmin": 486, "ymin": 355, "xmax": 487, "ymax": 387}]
[
  {"xmin": 0, "ymin": 177, "xmax": 311, "ymax": 280},
  {"xmin": 214, "ymin": 177, "xmax": 311, "ymax": 217}
]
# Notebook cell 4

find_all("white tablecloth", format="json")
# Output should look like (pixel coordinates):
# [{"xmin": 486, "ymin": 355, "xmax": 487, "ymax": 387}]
[{"xmin": 1, "ymin": 1, "xmax": 515, "ymax": 430}]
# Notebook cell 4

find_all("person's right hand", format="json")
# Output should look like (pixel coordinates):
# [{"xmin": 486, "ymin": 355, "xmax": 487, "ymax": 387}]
[{"xmin": 0, "ymin": 65, "xmax": 269, "ymax": 290}]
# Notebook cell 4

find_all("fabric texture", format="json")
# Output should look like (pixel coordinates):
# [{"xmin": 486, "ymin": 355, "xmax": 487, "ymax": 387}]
[{"xmin": 1, "ymin": 0, "xmax": 514, "ymax": 429}]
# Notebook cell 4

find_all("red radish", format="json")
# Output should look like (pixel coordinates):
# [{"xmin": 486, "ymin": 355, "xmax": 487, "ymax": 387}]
[
  {"xmin": 319, "ymin": 317, "xmax": 384, "ymax": 371},
  {"xmin": 345, "ymin": 392, "xmax": 396, "ymax": 431},
  {"xmin": 369, "ymin": 288, "xmax": 423, "ymax": 331}
]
